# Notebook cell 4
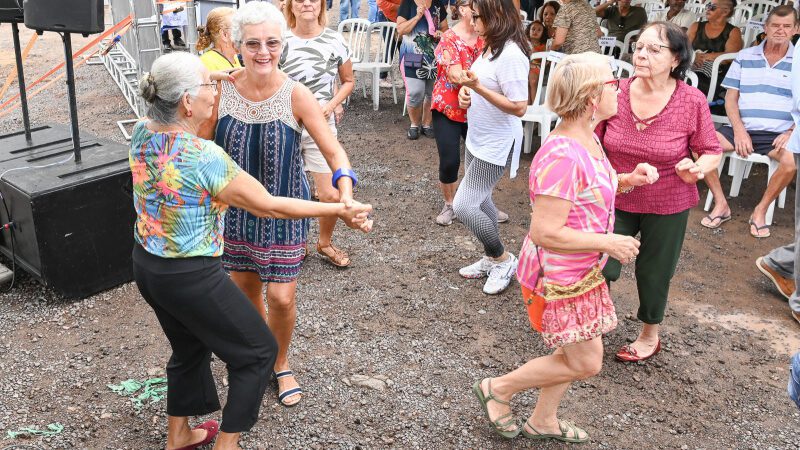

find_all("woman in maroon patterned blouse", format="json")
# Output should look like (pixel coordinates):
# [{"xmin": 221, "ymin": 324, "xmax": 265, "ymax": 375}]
[{"xmin": 598, "ymin": 22, "xmax": 722, "ymax": 362}]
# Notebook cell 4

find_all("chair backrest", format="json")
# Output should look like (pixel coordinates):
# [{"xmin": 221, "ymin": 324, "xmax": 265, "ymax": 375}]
[
  {"xmin": 742, "ymin": 13, "xmax": 766, "ymax": 47},
  {"xmin": 687, "ymin": 0, "xmax": 706, "ymax": 15},
  {"xmin": 684, "ymin": 69, "xmax": 698, "ymax": 87},
  {"xmin": 599, "ymin": 25, "xmax": 609, "ymax": 36},
  {"xmin": 366, "ymin": 21, "xmax": 397, "ymax": 65},
  {"xmin": 621, "ymin": 29, "xmax": 640, "ymax": 56},
  {"xmin": 530, "ymin": 51, "xmax": 564, "ymax": 107},
  {"xmin": 520, "ymin": 10, "xmax": 528, "ymax": 20},
  {"xmin": 747, "ymin": 0, "xmax": 781, "ymax": 18},
  {"xmin": 731, "ymin": 3, "xmax": 754, "ymax": 27},
  {"xmin": 613, "ymin": 59, "xmax": 635, "ymax": 78},
  {"xmin": 337, "ymin": 18, "xmax": 371, "ymax": 64},
  {"xmin": 707, "ymin": 53, "xmax": 736, "ymax": 125},
  {"xmin": 599, "ymin": 36, "xmax": 623, "ymax": 56},
  {"xmin": 634, "ymin": 0, "xmax": 666, "ymax": 17}
]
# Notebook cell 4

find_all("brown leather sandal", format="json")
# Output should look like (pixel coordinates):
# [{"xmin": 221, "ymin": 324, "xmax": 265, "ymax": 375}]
[{"xmin": 317, "ymin": 243, "xmax": 350, "ymax": 267}]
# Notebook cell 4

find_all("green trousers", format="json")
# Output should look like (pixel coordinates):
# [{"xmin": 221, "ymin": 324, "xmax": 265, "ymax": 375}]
[{"xmin": 602, "ymin": 209, "xmax": 690, "ymax": 325}]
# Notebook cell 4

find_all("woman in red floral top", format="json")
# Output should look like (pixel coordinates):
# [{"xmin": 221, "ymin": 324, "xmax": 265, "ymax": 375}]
[{"xmin": 430, "ymin": 0, "xmax": 485, "ymax": 226}]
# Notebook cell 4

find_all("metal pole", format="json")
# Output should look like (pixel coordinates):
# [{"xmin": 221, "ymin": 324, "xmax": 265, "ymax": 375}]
[
  {"xmin": 185, "ymin": 1, "xmax": 198, "ymax": 55},
  {"xmin": 11, "ymin": 23, "xmax": 31, "ymax": 143},
  {"xmin": 62, "ymin": 33, "xmax": 82, "ymax": 163}
]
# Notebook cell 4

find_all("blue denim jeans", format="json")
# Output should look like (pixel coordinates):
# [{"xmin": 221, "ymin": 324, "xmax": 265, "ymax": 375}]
[
  {"xmin": 339, "ymin": 0, "xmax": 360, "ymax": 21},
  {"xmin": 368, "ymin": 0, "xmax": 378, "ymax": 22},
  {"xmin": 790, "ymin": 351, "xmax": 800, "ymax": 409}
]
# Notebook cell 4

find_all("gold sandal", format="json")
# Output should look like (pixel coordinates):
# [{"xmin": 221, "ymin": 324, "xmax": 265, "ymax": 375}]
[{"xmin": 317, "ymin": 243, "xmax": 350, "ymax": 267}]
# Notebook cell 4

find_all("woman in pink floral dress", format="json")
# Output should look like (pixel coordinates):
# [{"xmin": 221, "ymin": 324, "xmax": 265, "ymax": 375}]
[{"xmin": 471, "ymin": 52, "xmax": 658, "ymax": 444}]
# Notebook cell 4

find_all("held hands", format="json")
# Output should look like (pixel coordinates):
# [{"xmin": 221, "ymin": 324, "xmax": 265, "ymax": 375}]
[
  {"xmin": 627, "ymin": 163, "xmax": 659, "ymax": 187},
  {"xmin": 339, "ymin": 200, "xmax": 373, "ymax": 232},
  {"xmin": 458, "ymin": 86, "xmax": 472, "ymax": 109},
  {"xmin": 458, "ymin": 70, "xmax": 480, "ymax": 89},
  {"xmin": 606, "ymin": 233, "xmax": 640, "ymax": 265},
  {"xmin": 674, "ymin": 158, "xmax": 704, "ymax": 184}
]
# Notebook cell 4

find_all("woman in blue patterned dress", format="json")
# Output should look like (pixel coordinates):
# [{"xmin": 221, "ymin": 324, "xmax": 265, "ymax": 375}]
[{"xmin": 199, "ymin": 1, "xmax": 359, "ymax": 407}]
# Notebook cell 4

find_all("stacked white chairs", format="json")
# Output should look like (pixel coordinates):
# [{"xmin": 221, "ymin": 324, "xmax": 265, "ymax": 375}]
[
  {"xmin": 621, "ymin": 30, "xmax": 640, "ymax": 57},
  {"xmin": 352, "ymin": 22, "xmax": 399, "ymax": 111},
  {"xmin": 742, "ymin": 14, "xmax": 766, "ymax": 46},
  {"xmin": 521, "ymin": 51, "xmax": 563, "ymax": 154}
]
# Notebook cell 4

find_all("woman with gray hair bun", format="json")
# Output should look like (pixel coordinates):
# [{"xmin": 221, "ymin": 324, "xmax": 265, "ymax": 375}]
[
  {"xmin": 198, "ymin": 1, "xmax": 362, "ymax": 407},
  {"xmin": 132, "ymin": 51, "xmax": 372, "ymax": 450}
]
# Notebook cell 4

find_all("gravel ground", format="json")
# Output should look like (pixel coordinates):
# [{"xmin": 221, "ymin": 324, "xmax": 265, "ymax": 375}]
[{"xmin": 1, "ymin": 9, "xmax": 799, "ymax": 450}]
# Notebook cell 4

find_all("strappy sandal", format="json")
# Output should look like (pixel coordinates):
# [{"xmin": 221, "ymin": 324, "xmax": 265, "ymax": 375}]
[
  {"xmin": 317, "ymin": 243, "xmax": 350, "ymax": 267},
  {"xmin": 275, "ymin": 370, "xmax": 303, "ymax": 407},
  {"xmin": 521, "ymin": 418, "xmax": 590, "ymax": 443},
  {"xmin": 471, "ymin": 379, "xmax": 520, "ymax": 439}
]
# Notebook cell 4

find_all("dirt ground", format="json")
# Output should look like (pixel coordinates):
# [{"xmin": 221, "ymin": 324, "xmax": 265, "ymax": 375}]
[{"xmin": 0, "ymin": 7, "xmax": 799, "ymax": 450}]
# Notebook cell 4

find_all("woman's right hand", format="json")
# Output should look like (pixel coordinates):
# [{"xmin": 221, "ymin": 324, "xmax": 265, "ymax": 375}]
[
  {"xmin": 605, "ymin": 233, "xmax": 640, "ymax": 264},
  {"xmin": 458, "ymin": 86, "xmax": 471, "ymax": 109},
  {"xmin": 339, "ymin": 200, "xmax": 374, "ymax": 232}
]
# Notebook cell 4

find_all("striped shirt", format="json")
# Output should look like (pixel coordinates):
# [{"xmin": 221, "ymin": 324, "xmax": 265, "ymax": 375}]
[{"xmin": 721, "ymin": 41, "xmax": 795, "ymax": 133}]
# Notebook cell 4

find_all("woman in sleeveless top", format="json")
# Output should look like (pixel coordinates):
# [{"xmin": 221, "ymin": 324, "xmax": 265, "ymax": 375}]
[
  {"xmin": 199, "ymin": 2, "xmax": 361, "ymax": 408},
  {"xmin": 687, "ymin": 0, "xmax": 742, "ymax": 108}
]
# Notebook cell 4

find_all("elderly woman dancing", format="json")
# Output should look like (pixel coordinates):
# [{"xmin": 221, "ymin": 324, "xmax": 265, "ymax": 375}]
[
  {"xmin": 198, "ymin": 1, "xmax": 360, "ymax": 407},
  {"xmin": 280, "ymin": 0, "xmax": 355, "ymax": 267},
  {"xmin": 131, "ymin": 52, "xmax": 371, "ymax": 450},
  {"xmin": 599, "ymin": 22, "xmax": 722, "ymax": 362},
  {"xmin": 472, "ymin": 52, "xmax": 656, "ymax": 444}
]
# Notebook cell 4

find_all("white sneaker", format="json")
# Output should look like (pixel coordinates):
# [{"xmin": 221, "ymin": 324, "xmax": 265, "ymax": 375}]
[
  {"xmin": 436, "ymin": 203, "xmax": 456, "ymax": 226},
  {"xmin": 459, "ymin": 256, "xmax": 496, "ymax": 279},
  {"xmin": 483, "ymin": 253, "xmax": 518, "ymax": 295},
  {"xmin": 497, "ymin": 210, "xmax": 509, "ymax": 223}
]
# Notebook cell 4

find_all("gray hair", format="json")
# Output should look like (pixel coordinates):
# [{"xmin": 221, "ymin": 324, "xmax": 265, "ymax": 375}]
[
  {"xmin": 138, "ymin": 52, "xmax": 204, "ymax": 125},
  {"xmin": 231, "ymin": 1, "xmax": 287, "ymax": 45}
]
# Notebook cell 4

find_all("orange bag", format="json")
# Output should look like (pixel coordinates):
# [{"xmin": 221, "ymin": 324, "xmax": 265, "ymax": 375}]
[{"xmin": 522, "ymin": 284, "xmax": 545, "ymax": 332}]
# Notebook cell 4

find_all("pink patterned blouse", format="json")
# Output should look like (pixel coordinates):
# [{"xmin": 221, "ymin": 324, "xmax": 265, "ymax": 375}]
[
  {"xmin": 517, "ymin": 135, "xmax": 617, "ymax": 290},
  {"xmin": 596, "ymin": 77, "xmax": 722, "ymax": 215},
  {"xmin": 432, "ymin": 30, "xmax": 484, "ymax": 123}
]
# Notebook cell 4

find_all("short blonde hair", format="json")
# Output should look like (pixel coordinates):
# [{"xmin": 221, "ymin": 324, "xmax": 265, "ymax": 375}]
[
  {"xmin": 284, "ymin": 0, "xmax": 327, "ymax": 29},
  {"xmin": 546, "ymin": 52, "xmax": 612, "ymax": 121}
]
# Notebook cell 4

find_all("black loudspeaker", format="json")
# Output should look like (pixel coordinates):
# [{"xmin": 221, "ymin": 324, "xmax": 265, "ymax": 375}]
[
  {"xmin": 0, "ymin": 0, "xmax": 23, "ymax": 23},
  {"xmin": 23, "ymin": 0, "xmax": 104, "ymax": 34},
  {"xmin": 0, "ymin": 124, "xmax": 135, "ymax": 298}
]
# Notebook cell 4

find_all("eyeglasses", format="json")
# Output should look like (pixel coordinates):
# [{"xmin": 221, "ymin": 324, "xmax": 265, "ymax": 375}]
[
  {"xmin": 634, "ymin": 42, "xmax": 672, "ymax": 55},
  {"xmin": 705, "ymin": 2, "xmax": 718, "ymax": 11},
  {"xmin": 242, "ymin": 39, "xmax": 282, "ymax": 53},
  {"xmin": 293, "ymin": 0, "xmax": 321, "ymax": 3},
  {"xmin": 192, "ymin": 82, "xmax": 218, "ymax": 94},
  {"xmin": 604, "ymin": 78, "xmax": 621, "ymax": 91}
]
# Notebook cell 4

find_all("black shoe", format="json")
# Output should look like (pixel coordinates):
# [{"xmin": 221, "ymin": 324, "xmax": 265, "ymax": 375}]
[
  {"xmin": 173, "ymin": 37, "xmax": 186, "ymax": 47},
  {"xmin": 422, "ymin": 126, "xmax": 435, "ymax": 138},
  {"xmin": 407, "ymin": 126, "xmax": 420, "ymax": 140},
  {"xmin": 162, "ymin": 42, "xmax": 173, "ymax": 50}
]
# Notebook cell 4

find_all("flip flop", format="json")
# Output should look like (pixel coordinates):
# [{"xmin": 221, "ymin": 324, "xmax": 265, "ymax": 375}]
[
  {"xmin": 521, "ymin": 418, "xmax": 590, "ymax": 443},
  {"xmin": 700, "ymin": 213, "xmax": 731, "ymax": 229},
  {"xmin": 275, "ymin": 370, "xmax": 303, "ymax": 407},
  {"xmin": 749, "ymin": 218, "xmax": 771, "ymax": 238}
]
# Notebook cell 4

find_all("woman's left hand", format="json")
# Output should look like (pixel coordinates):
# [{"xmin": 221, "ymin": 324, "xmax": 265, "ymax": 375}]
[
  {"xmin": 334, "ymin": 103, "xmax": 344, "ymax": 124},
  {"xmin": 628, "ymin": 163, "xmax": 659, "ymax": 186},
  {"xmin": 674, "ymin": 158, "xmax": 705, "ymax": 184},
  {"xmin": 459, "ymin": 70, "xmax": 480, "ymax": 89}
]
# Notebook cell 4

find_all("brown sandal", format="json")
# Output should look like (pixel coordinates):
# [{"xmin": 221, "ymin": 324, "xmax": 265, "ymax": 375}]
[{"xmin": 317, "ymin": 243, "xmax": 350, "ymax": 267}]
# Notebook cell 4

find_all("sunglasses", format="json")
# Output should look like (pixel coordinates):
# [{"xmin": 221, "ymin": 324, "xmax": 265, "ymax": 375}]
[
  {"xmin": 705, "ymin": 2, "xmax": 718, "ymax": 11},
  {"xmin": 242, "ymin": 39, "xmax": 282, "ymax": 53}
]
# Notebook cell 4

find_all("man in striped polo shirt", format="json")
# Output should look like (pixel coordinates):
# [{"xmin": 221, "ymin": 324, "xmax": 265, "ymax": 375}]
[{"xmin": 701, "ymin": 5, "xmax": 797, "ymax": 238}]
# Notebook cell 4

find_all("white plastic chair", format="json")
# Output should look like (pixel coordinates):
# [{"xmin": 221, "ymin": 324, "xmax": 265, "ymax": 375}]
[
  {"xmin": 521, "ymin": 51, "xmax": 562, "ymax": 154},
  {"xmin": 520, "ymin": 10, "xmax": 528, "ymax": 20},
  {"xmin": 621, "ymin": 30, "xmax": 640, "ymax": 56},
  {"xmin": 742, "ymin": 14, "xmax": 766, "ymax": 47},
  {"xmin": 747, "ymin": 0, "xmax": 780, "ymax": 18},
  {"xmin": 731, "ymin": 3, "xmax": 754, "ymax": 27},
  {"xmin": 705, "ymin": 53, "xmax": 736, "ymax": 127},
  {"xmin": 704, "ymin": 153, "xmax": 787, "ymax": 225},
  {"xmin": 684, "ymin": 69, "xmax": 698, "ymax": 87},
  {"xmin": 687, "ymin": 0, "xmax": 707, "ymax": 16},
  {"xmin": 337, "ymin": 18, "xmax": 371, "ymax": 65},
  {"xmin": 599, "ymin": 26, "xmax": 609, "ymax": 36},
  {"xmin": 599, "ymin": 36, "xmax": 623, "ymax": 56},
  {"xmin": 353, "ymin": 22, "xmax": 398, "ymax": 111},
  {"xmin": 613, "ymin": 59, "xmax": 634, "ymax": 78}
]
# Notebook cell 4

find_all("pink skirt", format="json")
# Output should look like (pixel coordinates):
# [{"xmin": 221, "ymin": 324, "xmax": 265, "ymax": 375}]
[{"xmin": 540, "ymin": 282, "xmax": 617, "ymax": 349}]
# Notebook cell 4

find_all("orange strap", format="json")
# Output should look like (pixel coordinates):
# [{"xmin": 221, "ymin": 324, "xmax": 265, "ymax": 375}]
[
  {"xmin": 0, "ymin": 32, "xmax": 38, "ymax": 101},
  {"xmin": 0, "ymin": 14, "xmax": 133, "ymax": 112}
]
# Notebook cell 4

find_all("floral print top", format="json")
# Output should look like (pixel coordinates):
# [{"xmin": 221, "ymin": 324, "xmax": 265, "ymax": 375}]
[
  {"xmin": 397, "ymin": 0, "xmax": 446, "ymax": 80},
  {"xmin": 129, "ymin": 120, "xmax": 240, "ymax": 258},
  {"xmin": 431, "ymin": 29, "xmax": 484, "ymax": 123}
]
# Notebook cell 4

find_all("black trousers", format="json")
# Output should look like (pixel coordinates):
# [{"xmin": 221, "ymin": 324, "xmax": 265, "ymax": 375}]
[
  {"xmin": 432, "ymin": 109, "xmax": 468, "ymax": 184},
  {"xmin": 132, "ymin": 245, "xmax": 277, "ymax": 433}
]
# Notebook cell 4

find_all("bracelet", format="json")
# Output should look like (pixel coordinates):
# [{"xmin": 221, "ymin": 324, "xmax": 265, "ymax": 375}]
[
  {"xmin": 331, "ymin": 167, "xmax": 358, "ymax": 189},
  {"xmin": 617, "ymin": 173, "xmax": 634, "ymax": 194}
]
